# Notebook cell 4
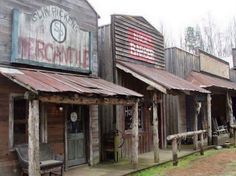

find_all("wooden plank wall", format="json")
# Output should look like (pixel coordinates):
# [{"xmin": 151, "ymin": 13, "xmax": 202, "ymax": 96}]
[
  {"xmin": 0, "ymin": 0, "xmax": 99, "ymax": 75},
  {"xmin": 0, "ymin": 75, "xmax": 27, "ymax": 176},
  {"xmin": 0, "ymin": 0, "xmax": 100, "ymax": 174},
  {"xmin": 230, "ymin": 69, "xmax": 236, "ymax": 82},
  {"xmin": 117, "ymin": 70, "xmax": 162, "ymax": 158},
  {"xmin": 98, "ymin": 25, "xmax": 115, "ymax": 134},
  {"xmin": 165, "ymin": 47, "xmax": 200, "ymax": 135},
  {"xmin": 47, "ymin": 103, "xmax": 65, "ymax": 156},
  {"xmin": 112, "ymin": 15, "xmax": 165, "ymax": 69}
]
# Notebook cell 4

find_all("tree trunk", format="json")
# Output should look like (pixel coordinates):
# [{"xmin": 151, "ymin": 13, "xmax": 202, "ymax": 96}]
[
  {"xmin": 226, "ymin": 92, "xmax": 234, "ymax": 126},
  {"xmin": 193, "ymin": 97, "xmax": 201, "ymax": 150},
  {"xmin": 172, "ymin": 138, "xmax": 178, "ymax": 166},
  {"xmin": 207, "ymin": 94, "xmax": 212, "ymax": 145},
  {"xmin": 131, "ymin": 101, "xmax": 139, "ymax": 169},
  {"xmin": 153, "ymin": 92, "xmax": 159, "ymax": 163}
]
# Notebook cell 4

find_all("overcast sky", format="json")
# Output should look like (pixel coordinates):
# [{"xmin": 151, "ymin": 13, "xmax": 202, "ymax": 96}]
[{"xmin": 88, "ymin": 0, "xmax": 236, "ymax": 43}]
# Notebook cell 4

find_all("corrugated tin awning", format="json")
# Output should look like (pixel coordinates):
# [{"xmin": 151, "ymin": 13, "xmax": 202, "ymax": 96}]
[
  {"xmin": 116, "ymin": 61, "xmax": 209, "ymax": 94},
  {"xmin": 0, "ymin": 66, "xmax": 142, "ymax": 98},
  {"xmin": 187, "ymin": 71, "xmax": 236, "ymax": 91}
]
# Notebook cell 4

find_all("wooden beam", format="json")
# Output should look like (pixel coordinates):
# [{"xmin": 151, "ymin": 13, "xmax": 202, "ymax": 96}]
[
  {"xmin": 167, "ymin": 130, "xmax": 206, "ymax": 141},
  {"xmin": 200, "ymin": 132, "xmax": 204, "ymax": 155},
  {"xmin": 207, "ymin": 94, "xmax": 212, "ymax": 145},
  {"xmin": 234, "ymin": 129, "xmax": 236, "ymax": 147},
  {"xmin": 28, "ymin": 99, "xmax": 40, "ymax": 176},
  {"xmin": 131, "ymin": 100, "xmax": 139, "ymax": 169},
  {"xmin": 153, "ymin": 92, "xmax": 159, "ymax": 163},
  {"xmin": 193, "ymin": 97, "xmax": 201, "ymax": 150},
  {"xmin": 39, "ymin": 95, "xmax": 138, "ymax": 105},
  {"xmin": 172, "ymin": 138, "xmax": 178, "ymax": 166}
]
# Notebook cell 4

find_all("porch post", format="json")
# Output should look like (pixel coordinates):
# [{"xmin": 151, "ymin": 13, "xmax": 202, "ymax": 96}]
[
  {"xmin": 89, "ymin": 105, "xmax": 100, "ymax": 166},
  {"xmin": 153, "ymin": 92, "xmax": 159, "ymax": 163},
  {"xmin": 226, "ymin": 91, "xmax": 234, "ymax": 126},
  {"xmin": 193, "ymin": 96, "xmax": 201, "ymax": 150},
  {"xmin": 28, "ymin": 99, "xmax": 40, "ymax": 176},
  {"xmin": 131, "ymin": 100, "xmax": 139, "ymax": 169},
  {"xmin": 207, "ymin": 94, "xmax": 212, "ymax": 145}
]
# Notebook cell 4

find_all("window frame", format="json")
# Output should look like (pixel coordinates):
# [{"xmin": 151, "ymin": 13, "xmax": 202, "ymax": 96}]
[
  {"xmin": 9, "ymin": 93, "xmax": 26, "ymax": 150},
  {"xmin": 124, "ymin": 104, "xmax": 144, "ymax": 132}
]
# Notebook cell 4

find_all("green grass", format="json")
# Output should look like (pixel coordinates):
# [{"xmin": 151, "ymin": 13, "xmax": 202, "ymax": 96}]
[{"xmin": 128, "ymin": 149, "xmax": 222, "ymax": 176}]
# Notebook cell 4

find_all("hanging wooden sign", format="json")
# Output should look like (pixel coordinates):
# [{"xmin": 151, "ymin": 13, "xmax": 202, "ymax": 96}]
[
  {"xmin": 11, "ymin": 6, "xmax": 92, "ymax": 73},
  {"xmin": 112, "ymin": 15, "xmax": 165, "ymax": 68}
]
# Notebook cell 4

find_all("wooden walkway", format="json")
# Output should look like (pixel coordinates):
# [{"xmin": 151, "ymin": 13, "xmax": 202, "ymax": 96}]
[{"xmin": 65, "ymin": 148, "xmax": 194, "ymax": 176}]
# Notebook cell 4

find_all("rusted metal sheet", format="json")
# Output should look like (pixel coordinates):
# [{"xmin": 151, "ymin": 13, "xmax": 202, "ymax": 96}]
[
  {"xmin": 0, "ymin": 66, "xmax": 142, "ymax": 97},
  {"xmin": 116, "ymin": 61, "xmax": 209, "ymax": 94},
  {"xmin": 187, "ymin": 71, "xmax": 236, "ymax": 90},
  {"xmin": 111, "ymin": 15, "xmax": 165, "ymax": 68}
]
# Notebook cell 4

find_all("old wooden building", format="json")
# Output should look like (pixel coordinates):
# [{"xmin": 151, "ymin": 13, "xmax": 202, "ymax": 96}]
[
  {"xmin": 98, "ymin": 15, "xmax": 208, "ymax": 161},
  {"xmin": 166, "ymin": 47, "xmax": 236, "ymax": 144},
  {"xmin": 229, "ymin": 48, "xmax": 236, "ymax": 121},
  {"xmin": 0, "ymin": 1, "xmax": 143, "ymax": 175}
]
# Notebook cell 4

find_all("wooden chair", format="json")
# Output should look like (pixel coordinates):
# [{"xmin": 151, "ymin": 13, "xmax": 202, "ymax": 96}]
[
  {"xmin": 212, "ymin": 118, "xmax": 228, "ymax": 135},
  {"xmin": 15, "ymin": 143, "xmax": 64, "ymax": 176}
]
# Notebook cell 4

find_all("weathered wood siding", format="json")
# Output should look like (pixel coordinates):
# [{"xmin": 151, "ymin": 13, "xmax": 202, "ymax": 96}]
[
  {"xmin": 98, "ymin": 25, "xmax": 115, "ymax": 138},
  {"xmin": 47, "ymin": 103, "xmax": 64, "ymax": 155},
  {"xmin": 0, "ymin": 0, "xmax": 98, "ymax": 75},
  {"xmin": 199, "ymin": 50, "xmax": 230, "ymax": 79},
  {"xmin": 165, "ymin": 47, "xmax": 200, "ymax": 135},
  {"xmin": 0, "ymin": 75, "xmax": 27, "ymax": 176},
  {"xmin": 0, "ymin": 0, "xmax": 100, "ymax": 174},
  {"xmin": 165, "ymin": 47, "xmax": 200, "ymax": 78},
  {"xmin": 111, "ymin": 15, "xmax": 165, "ymax": 68},
  {"xmin": 117, "ymin": 70, "xmax": 165, "ymax": 157},
  {"xmin": 230, "ymin": 69, "xmax": 236, "ymax": 82},
  {"xmin": 98, "ymin": 15, "xmax": 165, "ymax": 157}
]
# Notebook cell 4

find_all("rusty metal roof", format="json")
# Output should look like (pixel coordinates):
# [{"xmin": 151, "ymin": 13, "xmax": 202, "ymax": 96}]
[
  {"xmin": 0, "ymin": 66, "xmax": 142, "ymax": 97},
  {"xmin": 187, "ymin": 71, "xmax": 236, "ymax": 90},
  {"xmin": 116, "ymin": 61, "xmax": 209, "ymax": 94}
]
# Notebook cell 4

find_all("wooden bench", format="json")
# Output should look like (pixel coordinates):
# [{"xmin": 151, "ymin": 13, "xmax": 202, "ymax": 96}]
[{"xmin": 15, "ymin": 143, "xmax": 64, "ymax": 176}]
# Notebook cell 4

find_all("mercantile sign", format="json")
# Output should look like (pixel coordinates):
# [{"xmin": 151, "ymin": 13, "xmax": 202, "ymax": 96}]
[{"xmin": 11, "ymin": 6, "xmax": 91, "ymax": 73}]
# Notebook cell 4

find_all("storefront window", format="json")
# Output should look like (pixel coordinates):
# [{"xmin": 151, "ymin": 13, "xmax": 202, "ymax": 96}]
[{"xmin": 124, "ymin": 105, "xmax": 143, "ymax": 130}]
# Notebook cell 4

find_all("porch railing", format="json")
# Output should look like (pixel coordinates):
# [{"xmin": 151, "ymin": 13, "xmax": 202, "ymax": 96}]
[{"xmin": 167, "ymin": 130, "xmax": 207, "ymax": 166}]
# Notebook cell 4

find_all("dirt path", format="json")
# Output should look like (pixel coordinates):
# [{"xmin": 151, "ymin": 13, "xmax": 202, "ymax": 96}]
[{"xmin": 165, "ymin": 149, "xmax": 236, "ymax": 176}]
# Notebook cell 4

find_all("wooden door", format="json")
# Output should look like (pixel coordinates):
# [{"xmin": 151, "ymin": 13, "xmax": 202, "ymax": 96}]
[{"xmin": 67, "ymin": 106, "xmax": 86, "ymax": 167}]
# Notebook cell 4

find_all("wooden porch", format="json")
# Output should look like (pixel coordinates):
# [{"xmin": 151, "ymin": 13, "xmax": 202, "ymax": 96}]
[{"xmin": 64, "ymin": 147, "xmax": 195, "ymax": 176}]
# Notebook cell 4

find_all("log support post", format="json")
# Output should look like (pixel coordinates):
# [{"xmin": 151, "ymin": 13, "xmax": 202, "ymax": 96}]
[
  {"xmin": 194, "ymin": 97, "xmax": 201, "ymax": 150},
  {"xmin": 226, "ymin": 92, "xmax": 234, "ymax": 127},
  {"xmin": 172, "ymin": 138, "xmax": 178, "ymax": 166},
  {"xmin": 234, "ymin": 129, "xmax": 236, "ymax": 147},
  {"xmin": 89, "ymin": 105, "xmax": 100, "ymax": 166},
  {"xmin": 28, "ymin": 99, "xmax": 40, "ymax": 176},
  {"xmin": 207, "ymin": 94, "xmax": 212, "ymax": 145},
  {"xmin": 200, "ymin": 132, "xmax": 204, "ymax": 155},
  {"xmin": 131, "ymin": 100, "xmax": 139, "ymax": 169},
  {"xmin": 153, "ymin": 92, "xmax": 159, "ymax": 163},
  {"xmin": 234, "ymin": 128, "xmax": 236, "ymax": 147}
]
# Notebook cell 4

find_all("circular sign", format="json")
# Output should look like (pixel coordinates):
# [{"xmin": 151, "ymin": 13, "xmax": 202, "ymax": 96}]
[
  {"xmin": 70, "ymin": 112, "xmax": 78, "ymax": 122},
  {"xmin": 50, "ymin": 19, "xmax": 67, "ymax": 43}
]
